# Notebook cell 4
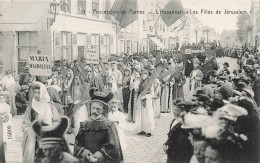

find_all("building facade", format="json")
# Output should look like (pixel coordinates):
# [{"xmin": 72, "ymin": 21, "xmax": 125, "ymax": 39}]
[{"xmin": 0, "ymin": 0, "xmax": 117, "ymax": 77}]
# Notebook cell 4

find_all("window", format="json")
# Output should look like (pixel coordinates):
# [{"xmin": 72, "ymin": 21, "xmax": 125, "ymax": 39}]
[
  {"xmin": 60, "ymin": 0, "xmax": 71, "ymax": 13},
  {"xmin": 133, "ymin": 41, "xmax": 138, "ymax": 53},
  {"xmin": 92, "ymin": 0, "xmax": 99, "ymax": 18},
  {"xmin": 126, "ymin": 40, "xmax": 131, "ymax": 54},
  {"xmin": 17, "ymin": 32, "xmax": 38, "ymax": 74},
  {"xmin": 78, "ymin": 0, "xmax": 86, "ymax": 15},
  {"xmin": 120, "ymin": 40, "xmax": 125, "ymax": 54},
  {"xmin": 101, "ymin": 35, "xmax": 110, "ymax": 60},
  {"xmin": 61, "ymin": 32, "xmax": 72, "ymax": 61}
]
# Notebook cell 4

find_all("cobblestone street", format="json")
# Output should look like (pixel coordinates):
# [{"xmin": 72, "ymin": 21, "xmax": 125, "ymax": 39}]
[{"xmin": 4, "ymin": 57, "xmax": 238, "ymax": 163}]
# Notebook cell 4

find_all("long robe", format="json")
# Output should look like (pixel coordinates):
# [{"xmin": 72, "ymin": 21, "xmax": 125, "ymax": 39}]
[
  {"xmin": 127, "ymin": 77, "xmax": 140, "ymax": 122},
  {"xmin": 108, "ymin": 111, "xmax": 127, "ymax": 150},
  {"xmin": 172, "ymin": 66, "xmax": 185, "ymax": 100},
  {"xmin": 112, "ymin": 69, "xmax": 123, "ymax": 104},
  {"xmin": 122, "ymin": 76, "xmax": 131, "ymax": 113},
  {"xmin": 151, "ymin": 83, "xmax": 161, "ymax": 118},
  {"xmin": 190, "ymin": 69, "xmax": 203, "ymax": 95},
  {"xmin": 21, "ymin": 104, "xmax": 59, "ymax": 163},
  {"xmin": 74, "ymin": 116, "xmax": 123, "ymax": 163},
  {"xmin": 2, "ymin": 76, "xmax": 17, "ymax": 115},
  {"xmin": 135, "ymin": 93, "xmax": 155, "ymax": 134},
  {"xmin": 160, "ymin": 76, "xmax": 175, "ymax": 113}
]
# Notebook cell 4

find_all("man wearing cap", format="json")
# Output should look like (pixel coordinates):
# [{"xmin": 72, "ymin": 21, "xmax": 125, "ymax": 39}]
[
  {"xmin": 15, "ymin": 85, "xmax": 29, "ymax": 115},
  {"xmin": 219, "ymin": 62, "xmax": 230, "ymax": 76},
  {"xmin": 163, "ymin": 99, "xmax": 193, "ymax": 163},
  {"xmin": 74, "ymin": 88, "xmax": 123, "ymax": 163},
  {"xmin": 32, "ymin": 117, "xmax": 79, "ymax": 163}
]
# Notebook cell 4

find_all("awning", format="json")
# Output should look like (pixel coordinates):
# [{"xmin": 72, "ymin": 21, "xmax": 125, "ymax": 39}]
[{"xmin": 149, "ymin": 37, "xmax": 166, "ymax": 49}]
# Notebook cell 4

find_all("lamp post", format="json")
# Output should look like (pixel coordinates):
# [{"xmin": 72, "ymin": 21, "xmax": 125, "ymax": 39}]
[{"xmin": 50, "ymin": 0, "xmax": 60, "ymax": 26}]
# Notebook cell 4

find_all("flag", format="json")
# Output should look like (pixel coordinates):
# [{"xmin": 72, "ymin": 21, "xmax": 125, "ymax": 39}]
[
  {"xmin": 178, "ymin": 17, "xmax": 187, "ymax": 31},
  {"xmin": 161, "ymin": 0, "xmax": 185, "ymax": 27},
  {"xmin": 111, "ymin": 0, "xmax": 137, "ymax": 28}
]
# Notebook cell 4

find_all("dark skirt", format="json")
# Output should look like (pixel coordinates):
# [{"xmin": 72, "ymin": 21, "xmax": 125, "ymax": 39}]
[{"xmin": 122, "ymin": 87, "xmax": 130, "ymax": 113}]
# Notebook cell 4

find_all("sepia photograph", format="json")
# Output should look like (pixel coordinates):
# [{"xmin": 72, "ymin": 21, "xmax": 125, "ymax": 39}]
[{"xmin": 0, "ymin": 0, "xmax": 259, "ymax": 162}]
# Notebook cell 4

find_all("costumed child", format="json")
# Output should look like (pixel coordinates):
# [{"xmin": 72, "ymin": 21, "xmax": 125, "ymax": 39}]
[
  {"xmin": 0, "ymin": 91, "xmax": 15, "ymax": 145},
  {"xmin": 108, "ymin": 98, "xmax": 127, "ymax": 150}
]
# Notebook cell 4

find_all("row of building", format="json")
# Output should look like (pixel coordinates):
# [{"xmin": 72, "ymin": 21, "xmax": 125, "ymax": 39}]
[{"xmin": 0, "ymin": 0, "xmax": 219, "ymax": 77}]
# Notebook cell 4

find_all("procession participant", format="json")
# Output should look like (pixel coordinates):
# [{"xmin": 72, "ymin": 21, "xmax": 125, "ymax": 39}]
[
  {"xmin": 1, "ymin": 70, "xmax": 17, "ymax": 116},
  {"xmin": 15, "ymin": 85, "xmax": 29, "ymax": 115},
  {"xmin": 71, "ymin": 60, "xmax": 85, "ymax": 101},
  {"xmin": 64, "ymin": 96, "xmax": 74, "ymax": 133},
  {"xmin": 202, "ymin": 57, "xmax": 213, "ymax": 84},
  {"xmin": 111, "ymin": 61, "xmax": 123, "ymax": 104},
  {"xmin": 73, "ymin": 88, "xmax": 123, "ymax": 163},
  {"xmin": 172, "ymin": 58, "xmax": 186, "ymax": 100},
  {"xmin": 47, "ymin": 85, "xmax": 64, "ymax": 115},
  {"xmin": 127, "ymin": 67, "xmax": 140, "ymax": 122},
  {"xmin": 108, "ymin": 98, "xmax": 127, "ymax": 150},
  {"xmin": 122, "ymin": 67, "xmax": 131, "ymax": 113},
  {"xmin": 163, "ymin": 100, "xmax": 193, "ymax": 163},
  {"xmin": 185, "ymin": 55, "xmax": 194, "ymax": 77},
  {"xmin": 219, "ymin": 62, "xmax": 230, "ymax": 76},
  {"xmin": 206, "ymin": 70, "xmax": 218, "ymax": 84},
  {"xmin": 135, "ymin": 69, "xmax": 155, "ymax": 137},
  {"xmin": 161, "ymin": 65, "xmax": 175, "ymax": 113},
  {"xmin": 190, "ymin": 63, "xmax": 204, "ymax": 96},
  {"xmin": 253, "ymin": 69, "xmax": 260, "ymax": 107},
  {"xmin": 0, "ymin": 92, "xmax": 14, "ymax": 144},
  {"xmin": 22, "ymin": 82, "xmax": 60, "ymax": 163},
  {"xmin": 32, "ymin": 116, "xmax": 79, "ymax": 163},
  {"xmin": 104, "ymin": 75, "xmax": 117, "ymax": 95},
  {"xmin": 52, "ymin": 60, "xmax": 62, "ymax": 72},
  {"xmin": 19, "ymin": 66, "xmax": 30, "ymax": 86},
  {"xmin": 89, "ymin": 68, "xmax": 104, "ymax": 92},
  {"xmin": 62, "ymin": 67, "xmax": 74, "ymax": 105},
  {"xmin": 27, "ymin": 76, "xmax": 36, "ymax": 102},
  {"xmin": 101, "ymin": 61, "xmax": 112, "ymax": 86},
  {"xmin": 151, "ymin": 78, "xmax": 161, "ymax": 118}
]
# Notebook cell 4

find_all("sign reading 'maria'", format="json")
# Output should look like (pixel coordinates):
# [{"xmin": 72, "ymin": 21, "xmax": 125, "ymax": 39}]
[{"xmin": 28, "ymin": 55, "xmax": 52, "ymax": 76}]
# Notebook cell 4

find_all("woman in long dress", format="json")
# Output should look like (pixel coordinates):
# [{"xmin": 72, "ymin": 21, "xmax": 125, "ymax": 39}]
[
  {"xmin": 135, "ymin": 69, "xmax": 155, "ymax": 137},
  {"xmin": 22, "ymin": 82, "xmax": 60, "ymax": 163},
  {"xmin": 127, "ymin": 69, "xmax": 141, "ymax": 122},
  {"xmin": 190, "ymin": 63, "xmax": 204, "ymax": 95},
  {"xmin": 122, "ymin": 68, "xmax": 131, "ymax": 113},
  {"xmin": 1, "ymin": 70, "xmax": 17, "ymax": 115},
  {"xmin": 160, "ymin": 75, "xmax": 175, "ymax": 113},
  {"xmin": 152, "ymin": 79, "xmax": 161, "ymax": 118}
]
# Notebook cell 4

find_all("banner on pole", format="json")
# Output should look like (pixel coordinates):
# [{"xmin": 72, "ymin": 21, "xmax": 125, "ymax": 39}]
[{"xmin": 28, "ymin": 55, "xmax": 52, "ymax": 76}]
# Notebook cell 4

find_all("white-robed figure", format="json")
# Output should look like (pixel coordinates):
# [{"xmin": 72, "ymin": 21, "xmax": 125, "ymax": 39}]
[
  {"xmin": 0, "ymin": 91, "xmax": 14, "ymax": 143},
  {"xmin": 111, "ymin": 61, "xmax": 123, "ymax": 104},
  {"xmin": 190, "ymin": 63, "xmax": 204, "ymax": 96},
  {"xmin": 72, "ymin": 100, "xmax": 89, "ymax": 136},
  {"xmin": 2, "ymin": 70, "xmax": 17, "ymax": 115},
  {"xmin": 151, "ymin": 79, "xmax": 161, "ymax": 118},
  {"xmin": 135, "ymin": 69, "xmax": 155, "ymax": 137},
  {"xmin": 108, "ymin": 98, "xmax": 127, "ymax": 150}
]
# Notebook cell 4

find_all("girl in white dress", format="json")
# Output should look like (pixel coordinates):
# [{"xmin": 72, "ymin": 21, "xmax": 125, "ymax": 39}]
[{"xmin": 108, "ymin": 98, "xmax": 127, "ymax": 149}]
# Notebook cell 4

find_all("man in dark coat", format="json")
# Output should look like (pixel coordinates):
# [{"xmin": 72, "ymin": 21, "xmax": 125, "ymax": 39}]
[
  {"xmin": 185, "ymin": 56, "xmax": 193, "ymax": 77},
  {"xmin": 74, "ymin": 88, "xmax": 123, "ymax": 163},
  {"xmin": 15, "ymin": 85, "xmax": 29, "ymax": 115},
  {"xmin": 163, "ymin": 100, "xmax": 193, "ymax": 163}
]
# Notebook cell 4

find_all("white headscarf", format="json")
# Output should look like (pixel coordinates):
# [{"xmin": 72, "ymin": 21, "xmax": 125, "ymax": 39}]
[{"xmin": 31, "ymin": 82, "xmax": 53, "ymax": 125}]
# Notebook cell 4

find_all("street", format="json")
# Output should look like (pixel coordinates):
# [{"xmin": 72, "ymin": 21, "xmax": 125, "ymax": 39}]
[{"xmin": 4, "ymin": 57, "xmax": 238, "ymax": 163}]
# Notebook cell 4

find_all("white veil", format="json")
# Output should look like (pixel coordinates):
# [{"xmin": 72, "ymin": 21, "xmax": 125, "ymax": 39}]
[{"xmin": 31, "ymin": 81, "xmax": 53, "ymax": 125}]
